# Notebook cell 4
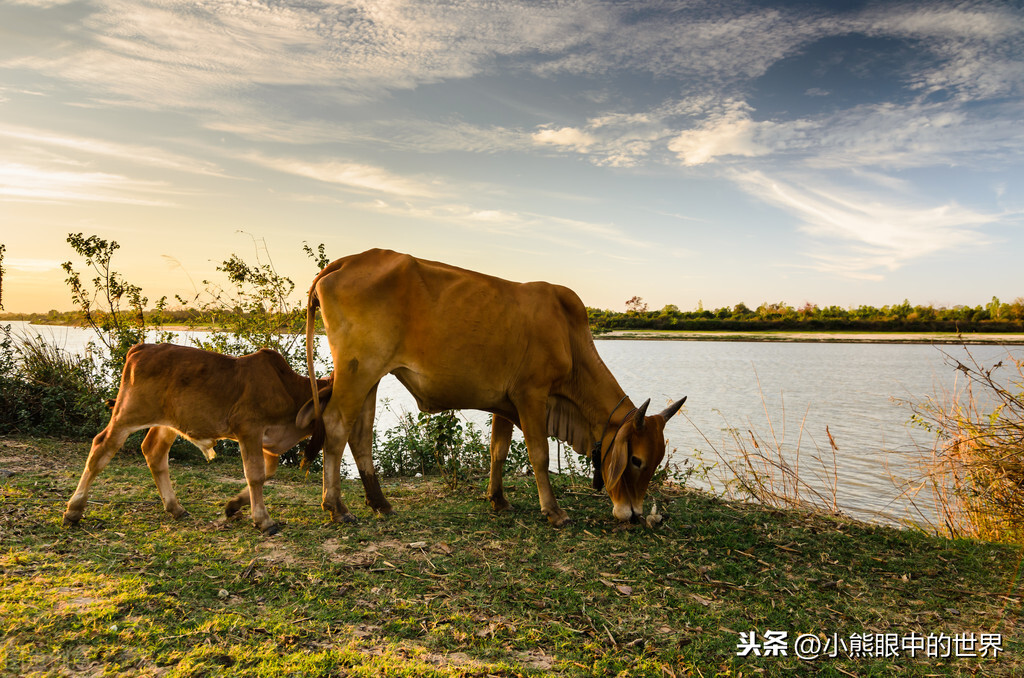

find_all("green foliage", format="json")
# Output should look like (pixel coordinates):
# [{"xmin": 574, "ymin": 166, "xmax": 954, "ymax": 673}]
[
  {"xmin": 0, "ymin": 328, "xmax": 107, "ymax": 437},
  {"xmin": 372, "ymin": 406, "xmax": 524, "ymax": 489},
  {"xmin": 587, "ymin": 297, "xmax": 1024, "ymax": 333},
  {"xmin": 61, "ymin": 233, "xmax": 171, "ymax": 386}
]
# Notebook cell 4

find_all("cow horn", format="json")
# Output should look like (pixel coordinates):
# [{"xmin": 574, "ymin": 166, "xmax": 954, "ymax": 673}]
[
  {"xmin": 659, "ymin": 396, "xmax": 687, "ymax": 422},
  {"xmin": 633, "ymin": 398, "xmax": 651, "ymax": 431}
]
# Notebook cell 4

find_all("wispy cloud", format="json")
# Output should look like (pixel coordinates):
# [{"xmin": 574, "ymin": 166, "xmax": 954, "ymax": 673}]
[
  {"xmin": 733, "ymin": 170, "xmax": 1002, "ymax": 278},
  {"xmin": 242, "ymin": 153, "xmax": 440, "ymax": 199},
  {"xmin": 0, "ymin": 124, "xmax": 226, "ymax": 177},
  {"xmin": 0, "ymin": 162, "xmax": 177, "ymax": 205}
]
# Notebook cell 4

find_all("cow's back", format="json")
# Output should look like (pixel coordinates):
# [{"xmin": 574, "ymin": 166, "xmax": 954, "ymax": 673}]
[{"xmin": 313, "ymin": 249, "xmax": 579, "ymax": 412}]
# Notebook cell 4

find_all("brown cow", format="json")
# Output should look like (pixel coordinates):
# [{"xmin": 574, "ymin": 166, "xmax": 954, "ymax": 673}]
[
  {"xmin": 303, "ymin": 249, "xmax": 685, "ymax": 526},
  {"xmin": 63, "ymin": 343, "xmax": 332, "ymax": 534}
]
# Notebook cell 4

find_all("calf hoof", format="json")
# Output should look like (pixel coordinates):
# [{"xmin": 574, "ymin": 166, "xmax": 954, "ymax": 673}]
[
  {"xmin": 331, "ymin": 512, "xmax": 357, "ymax": 524},
  {"xmin": 172, "ymin": 509, "xmax": 190, "ymax": 521},
  {"xmin": 62, "ymin": 513, "xmax": 82, "ymax": 527},
  {"xmin": 545, "ymin": 510, "xmax": 571, "ymax": 528},
  {"xmin": 261, "ymin": 522, "xmax": 281, "ymax": 536}
]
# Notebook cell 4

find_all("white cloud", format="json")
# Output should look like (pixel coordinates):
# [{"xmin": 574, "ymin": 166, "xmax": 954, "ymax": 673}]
[
  {"xmin": 0, "ymin": 124, "xmax": 226, "ymax": 177},
  {"xmin": 0, "ymin": 162, "xmax": 176, "ymax": 205},
  {"xmin": 733, "ymin": 170, "xmax": 1001, "ymax": 276},
  {"xmin": 667, "ymin": 103, "xmax": 773, "ymax": 166},
  {"xmin": 4, "ymin": 258, "xmax": 62, "ymax": 272},
  {"xmin": 243, "ymin": 153, "xmax": 439, "ymax": 199},
  {"xmin": 532, "ymin": 126, "xmax": 596, "ymax": 151}
]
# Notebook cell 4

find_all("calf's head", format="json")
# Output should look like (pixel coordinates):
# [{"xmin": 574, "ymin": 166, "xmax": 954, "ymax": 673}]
[{"xmin": 601, "ymin": 397, "xmax": 686, "ymax": 522}]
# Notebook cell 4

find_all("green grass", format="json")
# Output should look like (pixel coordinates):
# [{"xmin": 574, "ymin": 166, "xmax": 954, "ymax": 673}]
[{"xmin": 1, "ymin": 436, "xmax": 1021, "ymax": 677}]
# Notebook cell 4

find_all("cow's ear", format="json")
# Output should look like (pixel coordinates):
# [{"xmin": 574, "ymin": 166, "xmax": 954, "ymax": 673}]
[
  {"xmin": 296, "ymin": 399, "xmax": 317, "ymax": 429},
  {"xmin": 603, "ymin": 438, "xmax": 628, "ymax": 493}
]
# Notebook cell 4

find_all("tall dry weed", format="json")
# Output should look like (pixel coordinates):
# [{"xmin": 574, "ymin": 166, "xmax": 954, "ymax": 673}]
[
  {"xmin": 687, "ymin": 374, "xmax": 842, "ymax": 516},
  {"xmin": 906, "ymin": 345, "xmax": 1024, "ymax": 544}
]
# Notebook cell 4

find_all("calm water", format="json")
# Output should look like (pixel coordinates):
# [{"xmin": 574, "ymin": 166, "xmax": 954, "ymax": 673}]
[{"xmin": 7, "ymin": 321, "xmax": 1020, "ymax": 527}]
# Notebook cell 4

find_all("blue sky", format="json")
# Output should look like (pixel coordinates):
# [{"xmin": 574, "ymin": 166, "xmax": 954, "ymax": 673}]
[{"xmin": 1, "ymin": 0, "xmax": 1022, "ymax": 313}]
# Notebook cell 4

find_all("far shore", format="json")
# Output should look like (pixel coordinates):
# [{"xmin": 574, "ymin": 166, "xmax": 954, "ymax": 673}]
[
  {"xmin": 595, "ymin": 329, "xmax": 1024, "ymax": 344},
  {"xmin": 8, "ymin": 319, "xmax": 1024, "ymax": 345}
]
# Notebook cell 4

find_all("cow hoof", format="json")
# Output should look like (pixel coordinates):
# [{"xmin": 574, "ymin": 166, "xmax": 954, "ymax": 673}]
[
  {"xmin": 62, "ymin": 514, "xmax": 82, "ymax": 527},
  {"xmin": 172, "ymin": 510, "xmax": 190, "ymax": 521},
  {"xmin": 330, "ymin": 512, "xmax": 357, "ymax": 524},
  {"xmin": 490, "ymin": 498, "xmax": 512, "ymax": 513},
  {"xmin": 262, "ymin": 523, "xmax": 281, "ymax": 536}
]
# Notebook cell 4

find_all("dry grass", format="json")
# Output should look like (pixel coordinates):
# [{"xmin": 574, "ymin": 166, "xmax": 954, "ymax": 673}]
[
  {"xmin": 900, "ymin": 346, "xmax": 1024, "ymax": 545},
  {"xmin": 686, "ymin": 374, "xmax": 841, "ymax": 517}
]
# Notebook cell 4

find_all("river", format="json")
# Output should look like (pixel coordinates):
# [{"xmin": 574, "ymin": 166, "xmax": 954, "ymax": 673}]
[{"xmin": 5, "ymin": 321, "xmax": 1021, "ymax": 528}]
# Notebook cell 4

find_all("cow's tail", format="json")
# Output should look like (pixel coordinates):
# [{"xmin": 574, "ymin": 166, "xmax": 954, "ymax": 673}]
[{"xmin": 303, "ymin": 281, "xmax": 325, "ymax": 470}]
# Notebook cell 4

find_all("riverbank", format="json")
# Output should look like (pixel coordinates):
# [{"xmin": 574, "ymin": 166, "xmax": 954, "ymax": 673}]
[
  {"xmin": 596, "ymin": 329, "xmax": 1024, "ymax": 344},
  {"xmin": 9, "ymin": 319, "xmax": 1024, "ymax": 345},
  {"xmin": 1, "ymin": 436, "xmax": 1020, "ymax": 676}
]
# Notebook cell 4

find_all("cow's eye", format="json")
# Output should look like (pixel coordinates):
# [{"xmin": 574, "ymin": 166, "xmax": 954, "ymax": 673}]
[{"xmin": 630, "ymin": 456, "xmax": 642, "ymax": 468}]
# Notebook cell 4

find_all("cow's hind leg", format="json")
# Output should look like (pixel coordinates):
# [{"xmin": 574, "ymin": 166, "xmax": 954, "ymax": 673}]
[
  {"xmin": 349, "ymin": 383, "xmax": 393, "ymax": 515},
  {"xmin": 141, "ymin": 426, "xmax": 188, "ymax": 519},
  {"xmin": 487, "ymin": 415, "xmax": 514, "ymax": 513},
  {"xmin": 64, "ymin": 424, "xmax": 134, "ymax": 525},
  {"xmin": 237, "ymin": 433, "xmax": 279, "ymax": 534},
  {"xmin": 225, "ymin": 451, "xmax": 279, "ymax": 518}
]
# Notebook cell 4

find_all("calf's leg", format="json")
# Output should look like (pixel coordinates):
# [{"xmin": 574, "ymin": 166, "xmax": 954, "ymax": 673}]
[
  {"xmin": 141, "ymin": 426, "xmax": 188, "ymax": 519},
  {"xmin": 237, "ymin": 433, "xmax": 279, "ymax": 534},
  {"xmin": 487, "ymin": 415, "xmax": 514, "ymax": 512},
  {"xmin": 225, "ymin": 450, "xmax": 279, "ymax": 517},
  {"xmin": 64, "ymin": 423, "xmax": 135, "ymax": 525}
]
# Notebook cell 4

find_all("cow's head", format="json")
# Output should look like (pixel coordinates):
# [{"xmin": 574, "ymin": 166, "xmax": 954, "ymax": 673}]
[{"xmin": 601, "ymin": 397, "xmax": 686, "ymax": 522}]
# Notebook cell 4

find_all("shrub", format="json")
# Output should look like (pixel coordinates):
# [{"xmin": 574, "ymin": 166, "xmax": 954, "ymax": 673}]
[
  {"xmin": 373, "ymin": 403, "xmax": 533, "ymax": 489},
  {"xmin": 0, "ymin": 328, "xmax": 107, "ymax": 437},
  {"xmin": 909, "ymin": 347, "xmax": 1024, "ymax": 544}
]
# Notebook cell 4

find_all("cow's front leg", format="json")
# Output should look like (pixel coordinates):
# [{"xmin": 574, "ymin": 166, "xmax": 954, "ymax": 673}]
[
  {"xmin": 238, "ymin": 434, "xmax": 278, "ymax": 534},
  {"xmin": 518, "ymin": 398, "xmax": 569, "ymax": 527},
  {"xmin": 487, "ymin": 415, "xmax": 514, "ymax": 513},
  {"xmin": 225, "ymin": 450, "xmax": 279, "ymax": 518},
  {"xmin": 349, "ymin": 383, "xmax": 393, "ymax": 515},
  {"xmin": 64, "ymin": 424, "xmax": 132, "ymax": 525},
  {"xmin": 141, "ymin": 426, "xmax": 188, "ymax": 519}
]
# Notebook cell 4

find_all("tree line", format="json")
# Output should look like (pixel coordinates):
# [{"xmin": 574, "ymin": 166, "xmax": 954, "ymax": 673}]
[{"xmin": 589, "ymin": 297, "xmax": 1024, "ymax": 333}]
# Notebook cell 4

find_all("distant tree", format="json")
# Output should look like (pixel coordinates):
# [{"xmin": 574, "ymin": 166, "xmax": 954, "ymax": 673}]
[{"xmin": 625, "ymin": 295, "xmax": 648, "ymax": 313}]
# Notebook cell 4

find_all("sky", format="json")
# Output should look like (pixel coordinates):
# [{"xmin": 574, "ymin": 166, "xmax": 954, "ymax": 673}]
[{"xmin": 1, "ymin": 0, "xmax": 1022, "ymax": 314}]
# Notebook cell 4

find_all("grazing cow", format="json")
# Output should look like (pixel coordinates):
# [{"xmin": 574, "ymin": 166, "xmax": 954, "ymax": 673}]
[
  {"xmin": 63, "ymin": 343, "xmax": 332, "ymax": 534},
  {"xmin": 303, "ymin": 248, "xmax": 685, "ymax": 526}
]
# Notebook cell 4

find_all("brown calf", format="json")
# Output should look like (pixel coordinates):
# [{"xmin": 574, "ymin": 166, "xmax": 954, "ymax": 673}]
[{"xmin": 63, "ymin": 343, "xmax": 331, "ymax": 534}]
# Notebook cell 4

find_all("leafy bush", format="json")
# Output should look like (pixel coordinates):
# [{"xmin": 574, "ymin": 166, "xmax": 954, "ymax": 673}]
[
  {"xmin": 0, "ymin": 328, "xmax": 107, "ymax": 437},
  {"xmin": 373, "ymin": 403, "xmax": 535, "ymax": 489}
]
